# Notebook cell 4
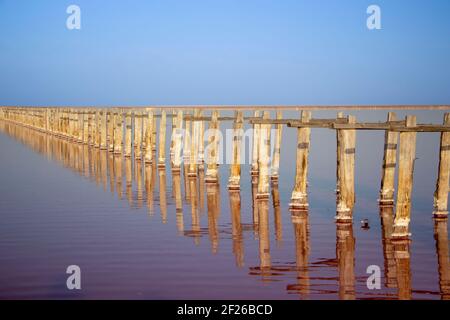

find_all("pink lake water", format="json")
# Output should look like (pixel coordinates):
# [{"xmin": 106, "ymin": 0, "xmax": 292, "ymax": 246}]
[{"xmin": 0, "ymin": 109, "xmax": 448, "ymax": 300}]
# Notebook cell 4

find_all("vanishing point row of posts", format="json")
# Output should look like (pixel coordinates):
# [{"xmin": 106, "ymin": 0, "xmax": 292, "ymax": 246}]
[{"xmin": 0, "ymin": 107, "xmax": 449, "ymax": 241}]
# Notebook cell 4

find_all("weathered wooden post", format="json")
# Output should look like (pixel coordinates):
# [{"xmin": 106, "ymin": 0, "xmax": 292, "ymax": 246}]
[
  {"xmin": 158, "ymin": 110, "xmax": 167, "ymax": 168},
  {"xmin": 113, "ymin": 112, "xmax": 123, "ymax": 155},
  {"xmin": 108, "ymin": 111, "xmax": 115, "ymax": 152},
  {"xmin": 188, "ymin": 110, "xmax": 200, "ymax": 177},
  {"xmin": 290, "ymin": 111, "xmax": 312, "ymax": 211},
  {"xmin": 336, "ymin": 111, "xmax": 344, "ymax": 194},
  {"xmin": 170, "ymin": 110, "xmax": 176, "ymax": 162},
  {"xmin": 134, "ymin": 111, "xmax": 142, "ymax": 160},
  {"xmin": 76, "ymin": 111, "xmax": 83, "ymax": 143},
  {"xmin": 392, "ymin": 115, "xmax": 417, "ymax": 238},
  {"xmin": 335, "ymin": 115, "xmax": 356, "ymax": 222},
  {"xmin": 257, "ymin": 112, "xmax": 271, "ymax": 199},
  {"xmin": 433, "ymin": 113, "xmax": 450, "ymax": 217},
  {"xmin": 199, "ymin": 115, "xmax": 205, "ymax": 169},
  {"xmin": 379, "ymin": 112, "xmax": 399, "ymax": 205},
  {"xmin": 88, "ymin": 111, "xmax": 94, "ymax": 146},
  {"xmin": 82, "ymin": 111, "xmax": 89, "ymax": 144},
  {"xmin": 183, "ymin": 114, "xmax": 191, "ymax": 163},
  {"xmin": 152, "ymin": 115, "xmax": 157, "ymax": 152},
  {"xmin": 172, "ymin": 111, "xmax": 183, "ymax": 172},
  {"xmin": 144, "ymin": 111, "xmax": 154, "ymax": 164},
  {"xmin": 100, "ymin": 109, "xmax": 107, "ymax": 150},
  {"xmin": 228, "ymin": 111, "xmax": 244, "ymax": 190},
  {"xmin": 271, "ymin": 111, "xmax": 283, "ymax": 182},
  {"xmin": 251, "ymin": 110, "xmax": 260, "ymax": 178},
  {"xmin": 94, "ymin": 110, "xmax": 101, "ymax": 148},
  {"xmin": 124, "ymin": 112, "xmax": 132, "ymax": 158},
  {"xmin": 205, "ymin": 111, "xmax": 220, "ymax": 183}
]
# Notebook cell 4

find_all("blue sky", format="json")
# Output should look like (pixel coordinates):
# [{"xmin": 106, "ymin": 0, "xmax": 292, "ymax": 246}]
[{"xmin": 0, "ymin": 0, "xmax": 449, "ymax": 106}]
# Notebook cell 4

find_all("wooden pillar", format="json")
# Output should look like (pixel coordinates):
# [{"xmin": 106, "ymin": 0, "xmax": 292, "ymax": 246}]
[
  {"xmin": 94, "ymin": 110, "xmax": 101, "ymax": 148},
  {"xmin": 183, "ymin": 115, "xmax": 191, "ymax": 163},
  {"xmin": 152, "ymin": 115, "xmax": 157, "ymax": 152},
  {"xmin": 134, "ymin": 111, "xmax": 142, "ymax": 160},
  {"xmin": 257, "ymin": 112, "xmax": 271, "ymax": 199},
  {"xmin": 228, "ymin": 111, "xmax": 243, "ymax": 190},
  {"xmin": 336, "ymin": 112, "xmax": 344, "ymax": 194},
  {"xmin": 100, "ymin": 109, "xmax": 107, "ymax": 150},
  {"xmin": 88, "ymin": 111, "xmax": 94, "ymax": 146},
  {"xmin": 270, "ymin": 111, "xmax": 283, "ymax": 182},
  {"xmin": 124, "ymin": 112, "xmax": 132, "ymax": 157},
  {"xmin": 336, "ymin": 115, "xmax": 356, "ymax": 222},
  {"xmin": 205, "ymin": 111, "xmax": 220, "ymax": 183},
  {"xmin": 290, "ymin": 111, "xmax": 312, "ymax": 210},
  {"xmin": 392, "ymin": 115, "xmax": 417, "ymax": 238},
  {"xmin": 170, "ymin": 110, "xmax": 177, "ymax": 162},
  {"xmin": 113, "ymin": 112, "xmax": 123, "ymax": 155},
  {"xmin": 198, "ymin": 115, "xmax": 205, "ymax": 169},
  {"xmin": 433, "ymin": 113, "xmax": 450, "ymax": 217},
  {"xmin": 379, "ymin": 112, "xmax": 399, "ymax": 205},
  {"xmin": 76, "ymin": 111, "xmax": 83, "ymax": 143},
  {"xmin": 188, "ymin": 110, "xmax": 200, "ymax": 177},
  {"xmin": 158, "ymin": 110, "xmax": 167, "ymax": 168},
  {"xmin": 251, "ymin": 110, "xmax": 260, "ymax": 177},
  {"xmin": 144, "ymin": 111, "xmax": 154, "ymax": 164},
  {"xmin": 108, "ymin": 111, "xmax": 115, "ymax": 152},
  {"xmin": 172, "ymin": 111, "xmax": 183, "ymax": 171},
  {"xmin": 83, "ymin": 111, "xmax": 89, "ymax": 144}
]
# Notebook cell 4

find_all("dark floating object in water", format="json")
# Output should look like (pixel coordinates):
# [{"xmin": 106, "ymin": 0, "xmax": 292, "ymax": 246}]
[{"xmin": 361, "ymin": 219, "xmax": 370, "ymax": 229}]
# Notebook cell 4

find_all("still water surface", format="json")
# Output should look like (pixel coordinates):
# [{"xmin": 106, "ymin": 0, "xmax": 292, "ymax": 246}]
[{"xmin": 0, "ymin": 109, "xmax": 448, "ymax": 299}]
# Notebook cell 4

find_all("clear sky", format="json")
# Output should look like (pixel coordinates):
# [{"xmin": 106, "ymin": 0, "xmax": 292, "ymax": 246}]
[{"xmin": 0, "ymin": 0, "xmax": 449, "ymax": 106}]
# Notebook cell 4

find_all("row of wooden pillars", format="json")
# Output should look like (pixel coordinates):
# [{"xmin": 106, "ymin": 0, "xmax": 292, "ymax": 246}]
[{"xmin": 1, "ymin": 107, "xmax": 449, "ymax": 239}]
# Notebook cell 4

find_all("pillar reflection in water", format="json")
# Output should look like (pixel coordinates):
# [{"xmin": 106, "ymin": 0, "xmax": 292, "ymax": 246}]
[
  {"xmin": 135, "ymin": 159, "xmax": 143, "ymax": 209},
  {"xmin": 172, "ymin": 172, "xmax": 184, "ymax": 234},
  {"xmin": 158, "ymin": 168, "xmax": 167, "ymax": 224},
  {"xmin": 290, "ymin": 211, "xmax": 310, "ymax": 299},
  {"xmin": 433, "ymin": 217, "xmax": 450, "ymax": 300},
  {"xmin": 144, "ymin": 163, "xmax": 154, "ymax": 216},
  {"xmin": 229, "ymin": 190, "xmax": 244, "ymax": 268},
  {"xmin": 393, "ymin": 238, "xmax": 412, "ymax": 300},
  {"xmin": 258, "ymin": 199, "xmax": 271, "ymax": 279},
  {"xmin": 125, "ymin": 157, "xmax": 133, "ymax": 206},
  {"xmin": 206, "ymin": 183, "xmax": 220, "ymax": 254},
  {"xmin": 188, "ymin": 177, "xmax": 201, "ymax": 245},
  {"xmin": 271, "ymin": 182, "xmax": 283, "ymax": 247},
  {"xmin": 251, "ymin": 176, "xmax": 260, "ymax": 239},
  {"xmin": 336, "ymin": 222, "xmax": 355, "ymax": 300},
  {"xmin": 114, "ymin": 154, "xmax": 123, "ymax": 200},
  {"xmin": 379, "ymin": 206, "xmax": 397, "ymax": 288}
]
